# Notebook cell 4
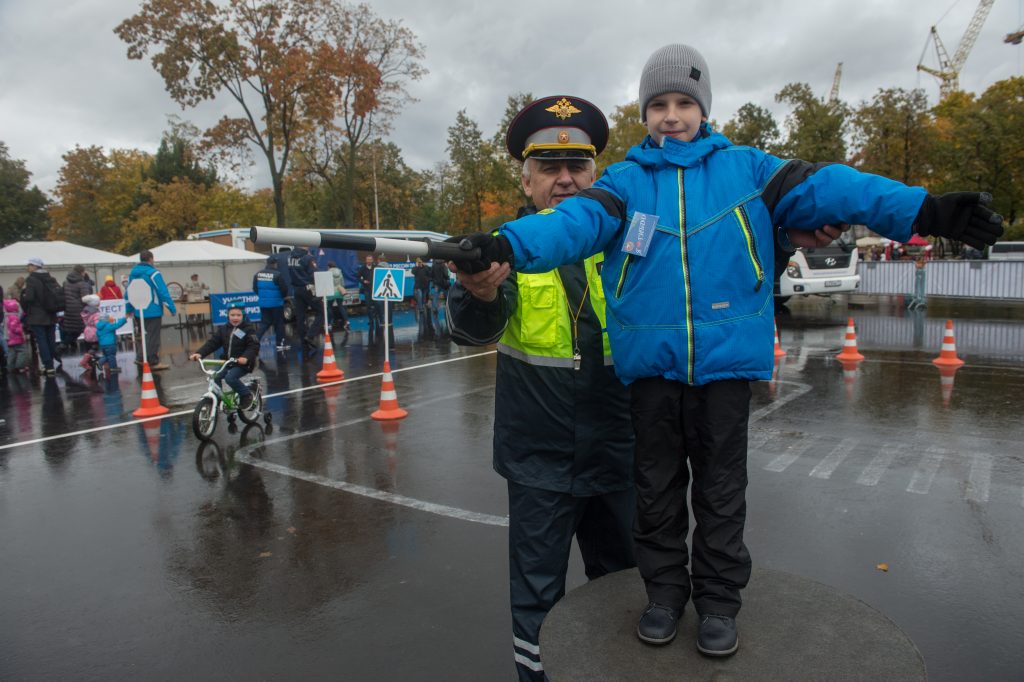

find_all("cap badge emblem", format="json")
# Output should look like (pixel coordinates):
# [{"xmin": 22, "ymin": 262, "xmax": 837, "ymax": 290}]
[
  {"xmin": 558, "ymin": 131, "xmax": 570, "ymax": 144},
  {"xmin": 546, "ymin": 98, "xmax": 582, "ymax": 120}
]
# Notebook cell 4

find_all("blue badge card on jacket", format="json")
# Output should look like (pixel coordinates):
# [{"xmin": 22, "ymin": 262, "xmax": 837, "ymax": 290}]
[
  {"xmin": 232, "ymin": 328, "xmax": 246, "ymax": 339},
  {"xmin": 622, "ymin": 212, "xmax": 658, "ymax": 257}
]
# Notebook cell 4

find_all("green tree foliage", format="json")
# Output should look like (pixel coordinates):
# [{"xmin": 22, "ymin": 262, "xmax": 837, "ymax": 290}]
[
  {"xmin": 146, "ymin": 131, "xmax": 218, "ymax": 187},
  {"xmin": 0, "ymin": 142, "xmax": 49, "ymax": 245},
  {"xmin": 775, "ymin": 83, "xmax": 849, "ymax": 162},
  {"xmin": 850, "ymin": 88, "xmax": 933, "ymax": 185},
  {"xmin": 488, "ymin": 93, "xmax": 534, "ymax": 218},
  {"xmin": 446, "ymin": 110, "xmax": 489, "ymax": 233},
  {"xmin": 601, "ymin": 101, "xmax": 647, "ymax": 172},
  {"xmin": 721, "ymin": 103, "xmax": 781, "ymax": 152}
]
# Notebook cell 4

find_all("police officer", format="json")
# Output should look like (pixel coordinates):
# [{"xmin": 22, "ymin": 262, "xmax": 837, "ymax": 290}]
[
  {"xmin": 287, "ymin": 246, "xmax": 323, "ymax": 353},
  {"xmin": 253, "ymin": 257, "xmax": 288, "ymax": 350},
  {"xmin": 447, "ymin": 96, "xmax": 636, "ymax": 682}
]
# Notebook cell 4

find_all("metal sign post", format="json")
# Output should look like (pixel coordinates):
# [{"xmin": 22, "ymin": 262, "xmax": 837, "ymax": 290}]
[{"xmin": 126, "ymin": 279, "xmax": 153, "ymax": 366}]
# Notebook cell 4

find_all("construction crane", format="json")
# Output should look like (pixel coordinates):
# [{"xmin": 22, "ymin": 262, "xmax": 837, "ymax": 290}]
[
  {"xmin": 917, "ymin": 0, "xmax": 996, "ymax": 99},
  {"xmin": 828, "ymin": 62, "xmax": 843, "ymax": 103}
]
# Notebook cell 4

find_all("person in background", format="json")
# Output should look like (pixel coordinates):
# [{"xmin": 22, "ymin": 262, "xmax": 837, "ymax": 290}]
[
  {"xmin": 184, "ymin": 273, "xmax": 210, "ymax": 302},
  {"xmin": 61, "ymin": 264, "xmax": 91, "ymax": 352},
  {"xmin": 126, "ymin": 250, "xmax": 177, "ymax": 371},
  {"xmin": 100, "ymin": 275, "xmax": 122, "ymax": 300},
  {"xmin": 253, "ymin": 257, "xmax": 288, "ymax": 351},
  {"xmin": 326, "ymin": 260, "xmax": 350, "ymax": 332},
  {"xmin": 356, "ymin": 255, "xmax": 379, "ymax": 339},
  {"xmin": 4, "ymin": 292, "xmax": 29, "ymax": 373},
  {"xmin": 429, "ymin": 257, "xmax": 450, "ymax": 335},
  {"xmin": 411, "ymin": 257, "xmax": 434, "ymax": 338},
  {"xmin": 79, "ymin": 294, "xmax": 101, "ymax": 369},
  {"xmin": 287, "ymin": 246, "xmax": 323, "ymax": 353},
  {"xmin": 21, "ymin": 257, "xmax": 62, "ymax": 376}
]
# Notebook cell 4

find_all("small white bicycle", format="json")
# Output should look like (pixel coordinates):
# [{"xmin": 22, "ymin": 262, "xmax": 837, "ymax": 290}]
[{"xmin": 191, "ymin": 358, "xmax": 271, "ymax": 441}]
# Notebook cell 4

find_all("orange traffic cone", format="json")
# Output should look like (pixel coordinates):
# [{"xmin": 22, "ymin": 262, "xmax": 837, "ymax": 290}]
[
  {"xmin": 133, "ymin": 361, "xmax": 169, "ymax": 417},
  {"xmin": 836, "ymin": 317, "xmax": 865, "ymax": 361},
  {"xmin": 936, "ymin": 365, "xmax": 960, "ymax": 408},
  {"xmin": 932, "ymin": 319, "xmax": 965, "ymax": 368},
  {"xmin": 316, "ymin": 339, "xmax": 345, "ymax": 383},
  {"xmin": 371, "ymin": 361, "xmax": 407, "ymax": 421},
  {"xmin": 773, "ymin": 318, "xmax": 787, "ymax": 359}
]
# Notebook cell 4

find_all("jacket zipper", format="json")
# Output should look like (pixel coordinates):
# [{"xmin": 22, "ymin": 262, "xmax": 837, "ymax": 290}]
[
  {"xmin": 733, "ymin": 205, "xmax": 765, "ymax": 291},
  {"xmin": 679, "ymin": 168, "xmax": 694, "ymax": 384},
  {"xmin": 615, "ymin": 255, "xmax": 634, "ymax": 298}
]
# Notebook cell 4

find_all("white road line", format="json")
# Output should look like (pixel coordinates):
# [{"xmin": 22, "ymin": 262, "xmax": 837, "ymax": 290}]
[
  {"xmin": 765, "ymin": 437, "xmax": 818, "ymax": 473},
  {"xmin": 809, "ymin": 438, "xmax": 858, "ymax": 480},
  {"xmin": 235, "ymin": 386, "xmax": 507, "ymax": 527},
  {"xmin": 749, "ymin": 380, "xmax": 812, "ymax": 423},
  {"xmin": 0, "ymin": 350, "xmax": 497, "ymax": 452},
  {"xmin": 907, "ymin": 446, "xmax": 946, "ymax": 495},
  {"xmin": 965, "ymin": 452, "xmax": 992, "ymax": 503},
  {"xmin": 857, "ymin": 443, "xmax": 903, "ymax": 487}
]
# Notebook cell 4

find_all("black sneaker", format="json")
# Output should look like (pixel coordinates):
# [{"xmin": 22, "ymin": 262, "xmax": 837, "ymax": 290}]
[
  {"xmin": 240, "ymin": 394, "xmax": 256, "ymax": 411},
  {"xmin": 697, "ymin": 614, "xmax": 738, "ymax": 657},
  {"xmin": 637, "ymin": 602, "xmax": 681, "ymax": 645}
]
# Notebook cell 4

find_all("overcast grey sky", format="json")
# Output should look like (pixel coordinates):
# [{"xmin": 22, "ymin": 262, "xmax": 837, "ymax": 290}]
[{"xmin": 1, "ymin": 0, "xmax": 1021, "ymax": 196}]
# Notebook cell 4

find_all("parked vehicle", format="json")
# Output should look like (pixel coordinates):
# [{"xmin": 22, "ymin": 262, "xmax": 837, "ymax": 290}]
[
  {"xmin": 987, "ymin": 241, "xmax": 1024, "ymax": 261},
  {"xmin": 775, "ymin": 230, "xmax": 860, "ymax": 307}
]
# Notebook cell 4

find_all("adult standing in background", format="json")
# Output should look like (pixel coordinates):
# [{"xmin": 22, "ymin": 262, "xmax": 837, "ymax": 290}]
[
  {"xmin": 411, "ymin": 257, "xmax": 434, "ymax": 338},
  {"xmin": 100, "ymin": 275, "xmax": 122, "ymax": 300},
  {"xmin": 356, "ymin": 255, "xmax": 379, "ymax": 339},
  {"xmin": 60, "ymin": 264, "xmax": 92, "ymax": 352},
  {"xmin": 287, "ymin": 246, "xmax": 323, "ymax": 353},
  {"xmin": 253, "ymin": 257, "xmax": 288, "ymax": 351},
  {"xmin": 21, "ymin": 257, "xmax": 62, "ymax": 376},
  {"xmin": 429, "ymin": 258, "xmax": 450, "ymax": 335},
  {"xmin": 126, "ymin": 250, "xmax": 176, "ymax": 371},
  {"xmin": 326, "ymin": 260, "xmax": 350, "ymax": 332},
  {"xmin": 184, "ymin": 273, "xmax": 209, "ymax": 302}
]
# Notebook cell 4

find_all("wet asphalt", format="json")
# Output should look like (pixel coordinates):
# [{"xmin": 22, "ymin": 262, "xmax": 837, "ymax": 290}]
[{"xmin": 0, "ymin": 299, "xmax": 1022, "ymax": 681}]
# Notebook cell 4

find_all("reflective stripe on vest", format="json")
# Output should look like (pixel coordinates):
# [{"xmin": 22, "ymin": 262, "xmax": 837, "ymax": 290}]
[{"xmin": 498, "ymin": 254, "xmax": 613, "ymax": 365}]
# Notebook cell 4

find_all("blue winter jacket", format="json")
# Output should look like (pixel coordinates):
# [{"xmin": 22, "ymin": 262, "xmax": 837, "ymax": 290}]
[
  {"xmin": 96, "ymin": 316, "xmax": 129, "ymax": 347},
  {"xmin": 125, "ymin": 262, "xmax": 177, "ymax": 318},
  {"xmin": 253, "ymin": 267, "xmax": 287, "ymax": 308},
  {"xmin": 501, "ymin": 128, "xmax": 927, "ymax": 386}
]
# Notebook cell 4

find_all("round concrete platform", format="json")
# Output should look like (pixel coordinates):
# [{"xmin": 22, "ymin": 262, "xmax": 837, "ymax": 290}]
[{"xmin": 540, "ymin": 567, "xmax": 925, "ymax": 681}]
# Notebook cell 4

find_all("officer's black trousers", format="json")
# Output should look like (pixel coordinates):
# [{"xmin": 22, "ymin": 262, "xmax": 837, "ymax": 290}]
[
  {"xmin": 507, "ymin": 480, "xmax": 635, "ymax": 682},
  {"xmin": 630, "ymin": 377, "xmax": 752, "ymax": 618}
]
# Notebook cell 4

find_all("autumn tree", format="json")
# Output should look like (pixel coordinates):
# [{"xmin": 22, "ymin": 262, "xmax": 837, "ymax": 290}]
[
  {"xmin": 486, "ymin": 93, "xmax": 533, "ymax": 219},
  {"xmin": 601, "ymin": 101, "xmax": 646, "ymax": 172},
  {"xmin": 775, "ymin": 83, "xmax": 849, "ymax": 162},
  {"xmin": 722, "ymin": 103, "xmax": 780, "ymax": 152},
  {"xmin": 116, "ymin": 0, "xmax": 390, "ymax": 228},
  {"xmin": 49, "ymin": 146, "xmax": 150, "ymax": 251},
  {"xmin": 849, "ymin": 88, "xmax": 933, "ymax": 186},
  {"xmin": 0, "ymin": 142, "xmax": 49, "ymax": 244}
]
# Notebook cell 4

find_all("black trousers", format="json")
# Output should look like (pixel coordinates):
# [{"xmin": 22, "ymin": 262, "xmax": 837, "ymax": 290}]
[
  {"xmin": 257, "ymin": 306, "xmax": 285, "ymax": 345},
  {"xmin": 293, "ymin": 288, "xmax": 323, "ymax": 342},
  {"xmin": 630, "ymin": 377, "xmax": 752, "ymax": 617},
  {"xmin": 507, "ymin": 480, "xmax": 635, "ymax": 681}
]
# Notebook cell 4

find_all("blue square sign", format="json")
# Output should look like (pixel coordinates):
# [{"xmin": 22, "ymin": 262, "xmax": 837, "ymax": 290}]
[{"xmin": 372, "ymin": 267, "xmax": 406, "ymax": 302}]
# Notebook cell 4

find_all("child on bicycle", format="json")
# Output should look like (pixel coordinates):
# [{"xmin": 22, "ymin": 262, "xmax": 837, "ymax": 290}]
[{"xmin": 189, "ymin": 305, "xmax": 260, "ymax": 410}]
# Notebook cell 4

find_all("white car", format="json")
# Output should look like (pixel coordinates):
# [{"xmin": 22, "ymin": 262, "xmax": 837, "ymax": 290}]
[{"xmin": 776, "ymin": 232, "xmax": 860, "ymax": 300}]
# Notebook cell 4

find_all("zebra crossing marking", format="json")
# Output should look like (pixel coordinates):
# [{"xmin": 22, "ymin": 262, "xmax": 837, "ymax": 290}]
[
  {"xmin": 809, "ymin": 438, "xmax": 858, "ymax": 480},
  {"xmin": 966, "ymin": 452, "xmax": 992, "ymax": 503},
  {"xmin": 765, "ymin": 437, "xmax": 819, "ymax": 473},
  {"xmin": 856, "ymin": 443, "xmax": 904, "ymax": 487},
  {"xmin": 907, "ymin": 446, "xmax": 946, "ymax": 495}
]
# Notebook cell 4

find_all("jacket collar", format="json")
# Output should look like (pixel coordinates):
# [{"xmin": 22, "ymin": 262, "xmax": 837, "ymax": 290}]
[{"xmin": 626, "ymin": 124, "xmax": 730, "ymax": 169}]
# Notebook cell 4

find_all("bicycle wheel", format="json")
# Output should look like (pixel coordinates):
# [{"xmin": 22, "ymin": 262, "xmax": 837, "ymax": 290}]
[
  {"xmin": 192, "ymin": 396, "xmax": 218, "ymax": 440},
  {"xmin": 238, "ymin": 384, "xmax": 263, "ymax": 425}
]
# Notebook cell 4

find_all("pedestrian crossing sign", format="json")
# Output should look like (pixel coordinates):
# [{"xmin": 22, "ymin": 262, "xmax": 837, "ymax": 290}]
[{"xmin": 372, "ymin": 267, "xmax": 405, "ymax": 302}]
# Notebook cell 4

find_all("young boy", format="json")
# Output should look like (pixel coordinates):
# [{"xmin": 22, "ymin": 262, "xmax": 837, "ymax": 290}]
[
  {"xmin": 96, "ymin": 312, "xmax": 129, "ymax": 373},
  {"xmin": 189, "ymin": 305, "xmax": 260, "ymax": 409},
  {"xmin": 455, "ymin": 44, "xmax": 1003, "ymax": 658}
]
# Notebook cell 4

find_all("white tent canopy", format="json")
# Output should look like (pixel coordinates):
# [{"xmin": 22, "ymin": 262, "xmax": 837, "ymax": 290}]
[
  {"xmin": 0, "ymin": 241, "xmax": 134, "ymax": 292},
  {"xmin": 133, "ymin": 240, "xmax": 267, "ymax": 294}
]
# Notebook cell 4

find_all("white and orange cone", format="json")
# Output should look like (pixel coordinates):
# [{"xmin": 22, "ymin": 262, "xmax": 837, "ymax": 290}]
[
  {"xmin": 133, "ymin": 361, "xmax": 169, "ymax": 417},
  {"xmin": 932, "ymin": 319, "xmax": 965, "ymax": 368},
  {"xmin": 371, "ymin": 361, "xmax": 407, "ymax": 421},
  {"xmin": 773, "ymin": 318, "xmax": 787, "ymax": 359},
  {"xmin": 836, "ymin": 317, "xmax": 865, "ymax": 362},
  {"xmin": 316, "ymin": 340, "xmax": 345, "ymax": 383}
]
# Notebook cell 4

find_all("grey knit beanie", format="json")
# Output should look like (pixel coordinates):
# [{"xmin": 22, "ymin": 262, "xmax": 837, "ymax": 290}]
[{"xmin": 639, "ymin": 44, "xmax": 712, "ymax": 121}]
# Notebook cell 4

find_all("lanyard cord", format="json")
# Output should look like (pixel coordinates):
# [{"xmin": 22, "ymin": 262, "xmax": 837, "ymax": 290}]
[{"xmin": 558, "ymin": 269, "xmax": 590, "ymax": 369}]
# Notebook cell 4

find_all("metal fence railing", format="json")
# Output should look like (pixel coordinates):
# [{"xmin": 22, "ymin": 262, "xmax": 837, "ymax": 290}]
[{"xmin": 858, "ymin": 261, "xmax": 1024, "ymax": 300}]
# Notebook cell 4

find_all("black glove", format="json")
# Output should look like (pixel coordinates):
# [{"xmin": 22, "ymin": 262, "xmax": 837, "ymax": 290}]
[
  {"xmin": 446, "ymin": 232, "xmax": 514, "ymax": 274},
  {"xmin": 915, "ymin": 192, "xmax": 1004, "ymax": 250}
]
